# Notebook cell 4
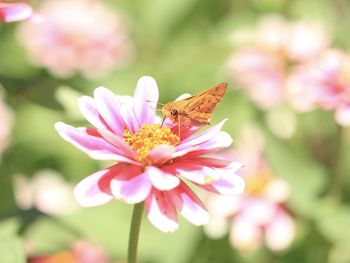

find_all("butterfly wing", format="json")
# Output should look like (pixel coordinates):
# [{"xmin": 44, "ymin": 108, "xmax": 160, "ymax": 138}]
[
  {"xmin": 182, "ymin": 82, "xmax": 228, "ymax": 124},
  {"xmin": 162, "ymin": 82, "xmax": 228, "ymax": 126}
]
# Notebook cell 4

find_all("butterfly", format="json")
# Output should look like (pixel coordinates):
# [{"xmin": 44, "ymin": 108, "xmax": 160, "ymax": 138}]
[{"xmin": 161, "ymin": 82, "xmax": 228, "ymax": 132}]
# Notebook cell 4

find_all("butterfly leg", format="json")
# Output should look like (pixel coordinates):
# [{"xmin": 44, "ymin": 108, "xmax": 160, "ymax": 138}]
[{"xmin": 160, "ymin": 115, "xmax": 166, "ymax": 127}]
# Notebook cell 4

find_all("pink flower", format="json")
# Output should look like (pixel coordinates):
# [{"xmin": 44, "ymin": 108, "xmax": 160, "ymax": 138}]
[
  {"xmin": 55, "ymin": 76, "xmax": 244, "ymax": 232},
  {"xmin": 0, "ymin": 1, "xmax": 32, "ymax": 22},
  {"xmin": 28, "ymin": 240, "xmax": 109, "ymax": 263},
  {"xmin": 228, "ymin": 15, "xmax": 330, "ymax": 110},
  {"xmin": 13, "ymin": 170, "xmax": 78, "ymax": 215},
  {"xmin": 287, "ymin": 50, "xmax": 350, "ymax": 126},
  {"xmin": 19, "ymin": 0, "xmax": 133, "ymax": 79},
  {"xmin": 256, "ymin": 15, "xmax": 329, "ymax": 62},
  {"xmin": 205, "ymin": 125, "xmax": 295, "ymax": 252},
  {"xmin": 228, "ymin": 47, "xmax": 285, "ymax": 109}
]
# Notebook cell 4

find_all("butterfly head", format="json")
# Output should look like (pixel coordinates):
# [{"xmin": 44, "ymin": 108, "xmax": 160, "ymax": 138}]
[{"xmin": 161, "ymin": 102, "xmax": 178, "ymax": 121}]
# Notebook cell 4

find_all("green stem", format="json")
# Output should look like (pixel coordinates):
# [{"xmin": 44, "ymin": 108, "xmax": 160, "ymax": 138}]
[{"xmin": 127, "ymin": 202, "xmax": 144, "ymax": 263}]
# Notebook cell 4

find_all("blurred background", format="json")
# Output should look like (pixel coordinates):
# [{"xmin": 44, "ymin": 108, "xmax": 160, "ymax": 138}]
[{"xmin": 1, "ymin": 0, "xmax": 350, "ymax": 262}]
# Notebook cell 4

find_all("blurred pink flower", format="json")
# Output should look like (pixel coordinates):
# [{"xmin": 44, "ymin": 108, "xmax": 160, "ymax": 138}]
[
  {"xmin": 0, "ymin": 1, "xmax": 32, "ymax": 22},
  {"xmin": 256, "ymin": 15, "xmax": 329, "ymax": 62},
  {"xmin": 55, "ymin": 76, "xmax": 244, "ymax": 232},
  {"xmin": 228, "ymin": 15, "xmax": 329, "ymax": 110},
  {"xmin": 228, "ymin": 47, "xmax": 284, "ymax": 109},
  {"xmin": 19, "ymin": 0, "xmax": 133, "ymax": 78},
  {"xmin": 0, "ymin": 89, "xmax": 13, "ymax": 157},
  {"xmin": 13, "ymin": 169, "xmax": 78, "ymax": 215},
  {"xmin": 205, "ymin": 125, "xmax": 295, "ymax": 252},
  {"xmin": 287, "ymin": 50, "xmax": 350, "ymax": 126},
  {"xmin": 28, "ymin": 240, "xmax": 109, "ymax": 263}
]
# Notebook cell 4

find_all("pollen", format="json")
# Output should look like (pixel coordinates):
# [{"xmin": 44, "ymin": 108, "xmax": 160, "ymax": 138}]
[{"xmin": 123, "ymin": 124, "xmax": 179, "ymax": 165}]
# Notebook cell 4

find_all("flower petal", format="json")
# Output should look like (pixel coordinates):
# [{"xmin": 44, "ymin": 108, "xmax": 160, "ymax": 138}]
[
  {"xmin": 200, "ymin": 172, "xmax": 245, "ymax": 195},
  {"xmin": 110, "ymin": 165, "xmax": 151, "ymax": 204},
  {"xmin": 147, "ymin": 144, "xmax": 176, "ymax": 166},
  {"xmin": 55, "ymin": 122, "xmax": 138, "ymax": 164},
  {"xmin": 93, "ymin": 87, "xmax": 125, "ymax": 135},
  {"xmin": 335, "ymin": 104, "xmax": 350, "ymax": 126},
  {"xmin": 133, "ymin": 76, "xmax": 159, "ymax": 124},
  {"xmin": 74, "ymin": 168, "xmax": 116, "ymax": 207},
  {"xmin": 171, "ymin": 160, "xmax": 221, "ymax": 185},
  {"xmin": 120, "ymin": 103, "xmax": 140, "ymax": 133},
  {"xmin": 78, "ymin": 95, "xmax": 110, "ymax": 131},
  {"xmin": 230, "ymin": 215, "xmax": 262, "ymax": 252},
  {"xmin": 146, "ymin": 166, "xmax": 180, "ymax": 191},
  {"xmin": 177, "ymin": 119, "xmax": 227, "ymax": 151},
  {"xmin": 98, "ymin": 129, "xmax": 138, "ymax": 159},
  {"xmin": 145, "ymin": 190, "xmax": 178, "ymax": 232},
  {"xmin": 170, "ymin": 182, "xmax": 209, "ymax": 226},
  {"xmin": 176, "ymin": 131, "xmax": 233, "ymax": 158},
  {"xmin": 265, "ymin": 209, "xmax": 295, "ymax": 251},
  {"xmin": 0, "ymin": 3, "xmax": 32, "ymax": 22}
]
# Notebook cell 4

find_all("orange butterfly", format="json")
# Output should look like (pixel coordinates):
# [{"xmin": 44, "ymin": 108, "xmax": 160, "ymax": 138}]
[{"xmin": 161, "ymin": 82, "xmax": 228, "ymax": 131}]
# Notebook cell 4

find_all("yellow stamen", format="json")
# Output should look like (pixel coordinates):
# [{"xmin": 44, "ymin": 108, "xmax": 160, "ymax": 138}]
[
  {"xmin": 245, "ymin": 168, "xmax": 274, "ymax": 196},
  {"xmin": 123, "ymin": 124, "xmax": 179, "ymax": 166}
]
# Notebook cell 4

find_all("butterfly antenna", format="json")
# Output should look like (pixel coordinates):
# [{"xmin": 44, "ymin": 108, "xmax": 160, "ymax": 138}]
[{"xmin": 146, "ymin": 100, "xmax": 164, "ymax": 106}]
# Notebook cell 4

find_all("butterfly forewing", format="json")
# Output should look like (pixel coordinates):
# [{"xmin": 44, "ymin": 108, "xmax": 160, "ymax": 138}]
[{"xmin": 162, "ymin": 82, "xmax": 228, "ymax": 127}]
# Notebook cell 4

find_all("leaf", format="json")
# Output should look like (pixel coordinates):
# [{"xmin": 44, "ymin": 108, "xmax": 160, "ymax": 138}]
[
  {"xmin": 0, "ymin": 218, "xmax": 25, "ymax": 263},
  {"xmin": 0, "ymin": 238, "xmax": 25, "ymax": 263},
  {"xmin": 265, "ymin": 136, "xmax": 327, "ymax": 218},
  {"xmin": 55, "ymin": 86, "xmax": 83, "ymax": 120}
]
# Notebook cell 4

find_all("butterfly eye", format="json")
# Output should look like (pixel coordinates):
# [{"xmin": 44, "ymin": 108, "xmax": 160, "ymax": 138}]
[{"xmin": 170, "ymin": 109, "xmax": 178, "ymax": 116}]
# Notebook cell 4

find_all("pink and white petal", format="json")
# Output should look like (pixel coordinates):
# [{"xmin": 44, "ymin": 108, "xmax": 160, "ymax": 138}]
[
  {"xmin": 146, "ymin": 166, "xmax": 180, "ymax": 191},
  {"xmin": 120, "ymin": 103, "xmax": 140, "ymax": 133},
  {"xmin": 110, "ymin": 165, "xmax": 151, "ymax": 204},
  {"xmin": 147, "ymin": 145, "xmax": 176, "ymax": 166},
  {"xmin": 145, "ymin": 190, "xmax": 179, "ymax": 233},
  {"xmin": 239, "ymin": 198, "xmax": 276, "ymax": 225},
  {"xmin": 169, "ymin": 123, "xmax": 201, "ymax": 141},
  {"xmin": 170, "ymin": 182, "xmax": 209, "ymax": 226},
  {"xmin": 181, "ymin": 157, "xmax": 232, "ymax": 168},
  {"xmin": 265, "ymin": 209, "xmax": 295, "ymax": 251},
  {"xmin": 94, "ymin": 87, "xmax": 125, "ymax": 135},
  {"xmin": 335, "ymin": 104, "xmax": 350, "ymax": 126},
  {"xmin": 133, "ymin": 76, "xmax": 159, "ymax": 124},
  {"xmin": 78, "ymin": 96, "xmax": 110, "ymax": 131},
  {"xmin": 98, "ymin": 129, "xmax": 138, "ymax": 159},
  {"xmin": 230, "ymin": 216, "xmax": 262, "ymax": 252},
  {"xmin": 225, "ymin": 161, "xmax": 244, "ymax": 173},
  {"xmin": 0, "ymin": 3, "xmax": 32, "ymax": 22},
  {"xmin": 170, "ymin": 161, "xmax": 220, "ymax": 185},
  {"xmin": 55, "ymin": 122, "xmax": 138, "ymax": 164},
  {"xmin": 199, "ymin": 172, "xmax": 245, "ymax": 195},
  {"xmin": 179, "ymin": 131, "xmax": 233, "ymax": 158},
  {"xmin": 177, "ymin": 119, "xmax": 227, "ymax": 151},
  {"xmin": 74, "ymin": 168, "xmax": 116, "ymax": 207}
]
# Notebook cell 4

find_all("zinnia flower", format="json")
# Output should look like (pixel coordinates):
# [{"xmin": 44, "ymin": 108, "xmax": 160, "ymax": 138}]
[
  {"xmin": 55, "ymin": 76, "xmax": 244, "ymax": 232},
  {"xmin": 0, "ymin": 1, "xmax": 32, "ymax": 22},
  {"xmin": 13, "ymin": 169, "xmax": 77, "ymax": 215},
  {"xmin": 205, "ymin": 125, "xmax": 295, "ymax": 252},
  {"xmin": 19, "ymin": 0, "xmax": 133, "ymax": 78},
  {"xmin": 287, "ymin": 49, "xmax": 350, "ymax": 126},
  {"xmin": 228, "ymin": 14, "xmax": 329, "ymax": 110}
]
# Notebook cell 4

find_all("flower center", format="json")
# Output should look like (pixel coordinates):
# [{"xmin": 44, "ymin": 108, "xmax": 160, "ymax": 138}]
[
  {"xmin": 123, "ymin": 124, "xmax": 179, "ymax": 165},
  {"xmin": 245, "ymin": 170, "xmax": 273, "ymax": 196}
]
